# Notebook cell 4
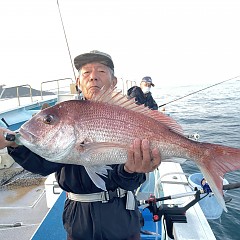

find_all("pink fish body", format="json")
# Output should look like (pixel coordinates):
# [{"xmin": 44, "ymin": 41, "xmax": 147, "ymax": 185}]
[{"xmin": 18, "ymin": 88, "xmax": 240, "ymax": 211}]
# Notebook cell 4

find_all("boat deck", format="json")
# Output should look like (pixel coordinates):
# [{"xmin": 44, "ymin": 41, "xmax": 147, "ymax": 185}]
[{"xmin": 0, "ymin": 164, "xmax": 49, "ymax": 240}]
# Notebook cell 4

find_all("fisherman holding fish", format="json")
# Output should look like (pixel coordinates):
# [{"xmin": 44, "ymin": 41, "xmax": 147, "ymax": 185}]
[
  {"xmin": 127, "ymin": 76, "xmax": 158, "ymax": 110},
  {"xmin": 0, "ymin": 50, "xmax": 161, "ymax": 240}
]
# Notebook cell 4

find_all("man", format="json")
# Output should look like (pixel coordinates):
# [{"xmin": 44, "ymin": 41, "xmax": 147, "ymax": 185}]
[
  {"xmin": 127, "ymin": 76, "xmax": 158, "ymax": 110},
  {"xmin": 0, "ymin": 50, "xmax": 161, "ymax": 240}
]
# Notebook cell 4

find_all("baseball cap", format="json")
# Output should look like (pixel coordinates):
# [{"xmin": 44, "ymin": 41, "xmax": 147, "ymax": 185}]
[
  {"xmin": 141, "ymin": 76, "xmax": 155, "ymax": 87},
  {"xmin": 74, "ymin": 50, "xmax": 114, "ymax": 72}
]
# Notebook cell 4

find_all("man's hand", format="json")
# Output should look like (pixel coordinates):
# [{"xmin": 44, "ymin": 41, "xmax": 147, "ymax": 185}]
[
  {"xmin": 0, "ymin": 127, "xmax": 18, "ymax": 149},
  {"xmin": 124, "ymin": 138, "xmax": 161, "ymax": 173}
]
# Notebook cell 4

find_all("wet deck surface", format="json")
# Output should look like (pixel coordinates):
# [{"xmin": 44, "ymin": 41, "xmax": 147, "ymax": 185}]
[{"xmin": 0, "ymin": 164, "xmax": 49, "ymax": 240}]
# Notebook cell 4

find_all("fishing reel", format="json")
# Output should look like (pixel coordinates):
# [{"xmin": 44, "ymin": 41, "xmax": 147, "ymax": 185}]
[
  {"xmin": 139, "ymin": 190, "xmax": 201, "ymax": 239},
  {"xmin": 187, "ymin": 132, "xmax": 200, "ymax": 141}
]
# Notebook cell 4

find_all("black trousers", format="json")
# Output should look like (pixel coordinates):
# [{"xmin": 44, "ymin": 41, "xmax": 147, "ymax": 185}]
[
  {"xmin": 67, "ymin": 232, "xmax": 140, "ymax": 240},
  {"xmin": 63, "ymin": 195, "xmax": 141, "ymax": 240}
]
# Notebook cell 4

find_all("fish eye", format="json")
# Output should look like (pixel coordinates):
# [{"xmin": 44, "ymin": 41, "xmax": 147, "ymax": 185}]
[{"xmin": 43, "ymin": 114, "xmax": 54, "ymax": 124}]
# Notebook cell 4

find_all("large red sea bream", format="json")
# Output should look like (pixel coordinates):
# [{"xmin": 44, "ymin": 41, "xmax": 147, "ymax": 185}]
[{"xmin": 17, "ymin": 88, "xmax": 240, "ymax": 211}]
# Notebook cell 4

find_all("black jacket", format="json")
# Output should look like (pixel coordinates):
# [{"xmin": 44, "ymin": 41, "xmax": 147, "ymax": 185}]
[
  {"xmin": 127, "ymin": 86, "xmax": 158, "ymax": 110},
  {"xmin": 8, "ymin": 145, "xmax": 146, "ymax": 240}
]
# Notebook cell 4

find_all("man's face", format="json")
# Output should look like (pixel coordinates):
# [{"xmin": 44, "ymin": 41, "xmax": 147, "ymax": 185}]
[
  {"xmin": 140, "ymin": 81, "xmax": 151, "ymax": 89},
  {"xmin": 78, "ymin": 62, "xmax": 117, "ymax": 100}
]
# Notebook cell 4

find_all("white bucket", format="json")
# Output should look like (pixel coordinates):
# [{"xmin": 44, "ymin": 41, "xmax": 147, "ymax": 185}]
[{"xmin": 188, "ymin": 172, "xmax": 228, "ymax": 219}]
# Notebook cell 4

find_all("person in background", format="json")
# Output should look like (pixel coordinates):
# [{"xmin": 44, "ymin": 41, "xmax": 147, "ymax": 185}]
[
  {"xmin": 41, "ymin": 102, "xmax": 50, "ymax": 110},
  {"xmin": 32, "ymin": 103, "xmax": 50, "ymax": 116},
  {"xmin": 127, "ymin": 76, "xmax": 158, "ymax": 110},
  {"xmin": 0, "ymin": 50, "xmax": 161, "ymax": 240}
]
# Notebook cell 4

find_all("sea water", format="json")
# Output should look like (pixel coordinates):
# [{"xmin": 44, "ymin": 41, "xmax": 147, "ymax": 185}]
[{"xmin": 154, "ymin": 79, "xmax": 240, "ymax": 240}]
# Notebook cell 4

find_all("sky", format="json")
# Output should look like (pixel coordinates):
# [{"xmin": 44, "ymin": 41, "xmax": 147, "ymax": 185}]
[{"xmin": 0, "ymin": 0, "xmax": 239, "ymax": 90}]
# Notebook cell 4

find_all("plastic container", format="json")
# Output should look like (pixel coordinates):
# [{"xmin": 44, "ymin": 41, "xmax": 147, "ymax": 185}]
[{"xmin": 188, "ymin": 172, "xmax": 228, "ymax": 219}]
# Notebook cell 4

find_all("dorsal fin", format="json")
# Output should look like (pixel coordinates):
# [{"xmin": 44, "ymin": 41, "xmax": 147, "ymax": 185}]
[{"xmin": 91, "ymin": 87, "xmax": 184, "ymax": 135}]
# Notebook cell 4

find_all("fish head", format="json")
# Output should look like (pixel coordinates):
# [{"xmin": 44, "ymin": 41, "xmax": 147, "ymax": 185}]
[{"xmin": 18, "ymin": 101, "xmax": 81, "ymax": 162}]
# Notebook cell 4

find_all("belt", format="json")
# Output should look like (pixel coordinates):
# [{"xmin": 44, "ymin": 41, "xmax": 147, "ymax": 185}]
[{"xmin": 67, "ymin": 188, "xmax": 127, "ymax": 203}]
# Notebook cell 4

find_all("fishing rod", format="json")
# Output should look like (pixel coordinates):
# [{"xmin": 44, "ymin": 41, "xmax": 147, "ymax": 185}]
[
  {"xmin": 139, "ymin": 190, "xmax": 202, "ymax": 239},
  {"xmin": 57, "ymin": 0, "xmax": 76, "ymax": 81},
  {"xmin": 159, "ymin": 75, "xmax": 240, "ymax": 108},
  {"xmin": 138, "ymin": 181, "xmax": 240, "ymax": 207},
  {"xmin": 139, "ymin": 182, "xmax": 240, "ymax": 239}
]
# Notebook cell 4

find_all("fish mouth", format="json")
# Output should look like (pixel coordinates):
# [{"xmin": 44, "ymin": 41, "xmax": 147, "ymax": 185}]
[{"xmin": 18, "ymin": 128, "xmax": 36, "ymax": 143}]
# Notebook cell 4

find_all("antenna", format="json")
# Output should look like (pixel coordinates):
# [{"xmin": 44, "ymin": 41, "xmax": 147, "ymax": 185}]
[{"xmin": 57, "ymin": 0, "xmax": 77, "ymax": 81}]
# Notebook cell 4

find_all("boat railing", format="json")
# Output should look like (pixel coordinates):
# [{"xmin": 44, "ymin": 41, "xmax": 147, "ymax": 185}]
[
  {"xmin": 118, "ymin": 78, "xmax": 136, "ymax": 95},
  {"xmin": 40, "ymin": 77, "xmax": 74, "ymax": 100},
  {"xmin": 1, "ymin": 84, "xmax": 33, "ymax": 106},
  {"xmin": 126, "ymin": 79, "xmax": 136, "ymax": 90},
  {"xmin": 0, "ymin": 78, "xmax": 74, "ymax": 111},
  {"xmin": 1, "ymin": 77, "xmax": 135, "ymax": 109}
]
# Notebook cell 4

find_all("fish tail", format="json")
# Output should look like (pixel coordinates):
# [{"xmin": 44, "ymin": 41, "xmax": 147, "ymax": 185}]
[{"xmin": 197, "ymin": 143, "xmax": 240, "ymax": 212}]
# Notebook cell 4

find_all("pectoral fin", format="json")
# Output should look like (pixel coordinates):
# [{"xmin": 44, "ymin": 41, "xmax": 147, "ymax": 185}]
[
  {"xmin": 85, "ymin": 165, "xmax": 113, "ymax": 190},
  {"xmin": 81, "ymin": 142, "xmax": 126, "ymax": 189}
]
